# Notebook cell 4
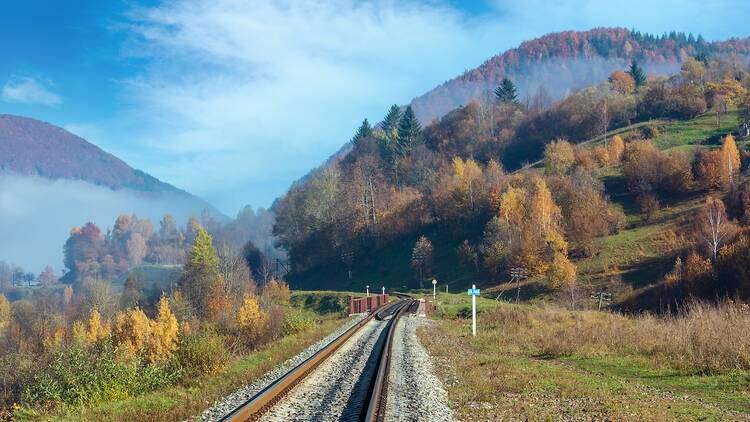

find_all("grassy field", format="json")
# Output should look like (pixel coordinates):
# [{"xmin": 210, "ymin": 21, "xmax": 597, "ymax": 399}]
[
  {"xmin": 32, "ymin": 313, "xmax": 351, "ymax": 421},
  {"xmin": 420, "ymin": 293, "xmax": 750, "ymax": 421}
]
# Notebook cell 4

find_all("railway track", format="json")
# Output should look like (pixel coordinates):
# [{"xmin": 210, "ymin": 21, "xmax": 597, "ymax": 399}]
[{"xmin": 219, "ymin": 297, "xmax": 417, "ymax": 422}]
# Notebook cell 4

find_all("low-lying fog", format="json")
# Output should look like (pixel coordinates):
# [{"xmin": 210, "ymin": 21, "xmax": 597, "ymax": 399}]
[{"xmin": 0, "ymin": 172, "xmax": 208, "ymax": 273}]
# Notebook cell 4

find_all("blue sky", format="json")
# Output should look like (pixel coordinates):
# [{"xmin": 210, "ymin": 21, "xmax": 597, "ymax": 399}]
[{"xmin": 1, "ymin": 0, "xmax": 749, "ymax": 216}]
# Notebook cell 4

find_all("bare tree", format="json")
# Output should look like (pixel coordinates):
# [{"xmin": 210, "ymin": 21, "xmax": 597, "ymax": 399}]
[{"xmin": 698, "ymin": 196, "xmax": 738, "ymax": 260}]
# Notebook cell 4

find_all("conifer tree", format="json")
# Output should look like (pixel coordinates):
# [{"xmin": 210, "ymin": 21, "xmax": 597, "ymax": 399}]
[
  {"xmin": 351, "ymin": 118, "xmax": 373, "ymax": 145},
  {"xmin": 397, "ymin": 105, "xmax": 421, "ymax": 153},
  {"xmin": 627, "ymin": 60, "xmax": 646, "ymax": 87},
  {"xmin": 494, "ymin": 78, "xmax": 519, "ymax": 103},
  {"xmin": 381, "ymin": 105, "xmax": 401, "ymax": 141}
]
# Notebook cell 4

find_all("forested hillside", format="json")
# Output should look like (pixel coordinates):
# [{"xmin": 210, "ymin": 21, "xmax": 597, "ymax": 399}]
[
  {"xmin": 274, "ymin": 34, "xmax": 750, "ymax": 311},
  {"xmin": 410, "ymin": 28, "xmax": 750, "ymax": 123}
]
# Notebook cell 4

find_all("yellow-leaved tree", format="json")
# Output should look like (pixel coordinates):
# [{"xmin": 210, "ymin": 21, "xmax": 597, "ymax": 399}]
[
  {"xmin": 87, "ymin": 307, "xmax": 110, "ymax": 344},
  {"xmin": 146, "ymin": 296, "xmax": 179, "ymax": 363},
  {"xmin": 0, "ymin": 293, "xmax": 9, "ymax": 335},
  {"xmin": 547, "ymin": 252, "xmax": 578, "ymax": 309},
  {"xmin": 721, "ymin": 134, "xmax": 741, "ymax": 187},
  {"xmin": 237, "ymin": 295, "xmax": 266, "ymax": 345},
  {"xmin": 113, "ymin": 307, "xmax": 151, "ymax": 357},
  {"xmin": 543, "ymin": 139, "xmax": 575, "ymax": 175},
  {"xmin": 608, "ymin": 135, "xmax": 625, "ymax": 164},
  {"xmin": 113, "ymin": 296, "xmax": 179, "ymax": 362}
]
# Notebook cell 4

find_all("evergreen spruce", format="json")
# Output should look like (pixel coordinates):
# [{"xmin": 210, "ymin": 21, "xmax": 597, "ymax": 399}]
[
  {"xmin": 397, "ymin": 106, "xmax": 422, "ymax": 154},
  {"xmin": 381, "ymin": 105, "xmax": 402, "ymax": 141},
  {"xmin": 351, "ymin": 118, "xmax": 373, "ymax": 145},
  {"xmin": 627, "ymin": 60, "xmax": 646, "ymax": 87},
  {"xmin": 494, "ymin": 78, "xmax": 519, "ymax": 103}
]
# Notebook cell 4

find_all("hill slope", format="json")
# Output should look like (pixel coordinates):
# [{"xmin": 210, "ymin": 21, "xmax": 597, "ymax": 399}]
[
  {"xmin": 410, "ymin": 28, "xmax": 750, "ymax": 123},
  {"xmin": 0, "ymin": 114, "xmax": 224, "ymax": 218}
]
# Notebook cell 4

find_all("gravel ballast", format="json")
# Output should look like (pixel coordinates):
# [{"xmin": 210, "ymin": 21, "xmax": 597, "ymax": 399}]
[
  {"xmin": 386, "ymin": 315, "xmax": 456, "ymax": 422},
  {"xmin": 199, "ymin": 313, "xmax": 368, "ymax": 421},
  {"xmin": 260, "ymin": 318, "xmax": 388, "ymax": 421}
]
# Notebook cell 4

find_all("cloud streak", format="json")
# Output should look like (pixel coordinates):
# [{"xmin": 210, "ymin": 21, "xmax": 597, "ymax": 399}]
[
  {"xmin": 109, "ymin": 0, "xmax": 750, "ymax": 214},
  {"xmin": 2, "ymin": 76, "xmax": 61, "ymax": 106}
]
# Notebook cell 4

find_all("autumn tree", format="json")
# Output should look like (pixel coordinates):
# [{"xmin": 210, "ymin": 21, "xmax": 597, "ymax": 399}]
[
  {"xmin": 707, "ymin": 79, "xmax": 747, "ymax": 127},
  {"xmin": 607, "ymin": 135, "xmax": 625, "ymax": 164},
  {"xmin": 146, "ymin": 296, "xmax": 179, "ymax": 363},
  {"xmin": 450, "ymin": 157, "xmax": 484, "ymax": 218},
  {"xmin": 720, "ymin": 134, "xmax": 741, "ymax": 187},
  {"xmin": 121, "ymin": 276, "xmax": 143, "ymax": 309},
  {"xmin": 87, "ymin": 307, "xmax": 110, "ymax": 345},
  {"xmin": 218, "ymin": 243, "xmax": 254, "ymax": 298},
  {"xmin": 495, "ymin": 78, "xmax": 519, "ymax": 103},
  {"xmin": 63, "ymin": 222, "xmax": 104, "ymax": 281},
  {"xmin": 113, "ymin": 307, "xmax": 151, "ymax": 356},
  {"xmin": 698, "ymin": 196, "xmax": 737, "ymax": 260},
  {"xmin": 680, "ymin": 57, "xmax": 705, "ymax": 85},
  {"xmin": 0, "ymin": 293, "xmax": 9, "ymax": 335},
  {"xmin": 608, "ymin": 70, "xmax": 635, "ymax": 94},
  {"xmin": 546, "ymin": 252, "xmax": 577, "ymax": 309},
  {"xmin": 695, "ymin": 149, "xmax": 724, "ymax": 189},
  {"xmin": 181, "ymin": 226, "xmax": 220, "ymax": 315},
  {"xmin": 37, "ymin": 266, "xmax": 58, "ymax": 287},
  {"xmin": 410, "ymin": 236, "xmax": 433, "ymax": 288},
  {"xmin": 544, "ymin": 139, "xmax": 575, "ymax": 175},
  {"xmin": 237, "ymin": 295, "xmax": 266, "ymax": 346}
]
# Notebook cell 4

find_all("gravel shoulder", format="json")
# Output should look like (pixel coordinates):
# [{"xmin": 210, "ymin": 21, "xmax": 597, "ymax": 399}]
[
  {"xmin": 260, "ymin": 318, "xmax": 388, "ymax": 422},
  {"xmin": 386, "ymin": 315, "xmax": 456, "ymax": 422},
  {"xmin": 199, "ymin": 313, "xmax": 368, "ymax": 421}
]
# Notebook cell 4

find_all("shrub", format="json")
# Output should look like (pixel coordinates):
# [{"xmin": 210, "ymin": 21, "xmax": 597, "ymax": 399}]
[
  {"xmin": 24, "ymin": 341, "xmax": 178, "ymax": 408},
  {"xmin": 237, "ymin": 296, "xmax": 267, "ymax": 345},
  {"xmin": 283, "ymin": 308, "xmax": 316, "ymax": 335},
  {"xmin": 173, "ymin": 331, "xmax": 229, "ymax": 381}
]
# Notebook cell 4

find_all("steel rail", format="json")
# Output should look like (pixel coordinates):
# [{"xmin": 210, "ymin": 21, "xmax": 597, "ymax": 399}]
[
  {"xmin": 362, "ymin": 299, "xmax": 415, "ymax": 422},
  {"xmin": 219, "ymin": 299, "xmax": 405, "ymax": 422}
]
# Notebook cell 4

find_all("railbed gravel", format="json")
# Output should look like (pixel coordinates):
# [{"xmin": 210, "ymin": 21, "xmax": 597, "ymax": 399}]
[
  {"xmin": 199, "ymin": 313, "xmax": 368, "ymax": 422},
  {"xmin": 259, "ymin": 318, "xmax": 388, "ymax": 421},
  {"xmin": 386, "ymin": 315, "xmax": 456, "ymax": 422}
]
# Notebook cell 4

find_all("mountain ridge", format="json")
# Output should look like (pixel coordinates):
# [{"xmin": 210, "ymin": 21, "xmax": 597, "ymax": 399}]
[
  {"xmin": 410, "ymin": 27, "xmax": 750, "ymax": 123},
  {"xmin": 0, "ymin": 114, "xmax": 226, "ymax": 220}
]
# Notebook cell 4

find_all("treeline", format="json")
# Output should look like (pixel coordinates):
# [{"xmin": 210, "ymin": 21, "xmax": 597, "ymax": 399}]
[
  {"xmin": 0, "ymin": 220, "xmax": 303, "ymax": 414},
  {"xmin": 274, "ymin": 51, "xmax": 750, "ymax": 303},
  {"xmin": 62, "ymin": 206, "xmax": 279, "ymax": 285}
]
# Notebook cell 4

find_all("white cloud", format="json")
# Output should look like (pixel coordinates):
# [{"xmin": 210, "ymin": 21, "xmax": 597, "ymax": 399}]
[
  {"xmin": 1, "ymin": 76, "xmax": 61, "ymax": 106},
  {"xmin": 117, "ymin": 0, "xmax": 496, "ymax": 213},
  {"xmin": 113, "ymin": 0, "xmax": 750, "ymax": 214}
]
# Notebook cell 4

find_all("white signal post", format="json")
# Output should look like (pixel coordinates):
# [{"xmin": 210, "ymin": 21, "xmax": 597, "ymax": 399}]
[
  {"xmin": 382, "ymin": 286, "xmax": 385, "ymax": 295},
  {"xmin": 468, "ymin": 284, "xmax": 480, "ymax": 336},
  {"xmin": 366, "ymin": 285, "xmax": 370, "ymax": 297},
  {"xmin": 432, "ymin": 279, "xmax": 437, "ymax": 302}
]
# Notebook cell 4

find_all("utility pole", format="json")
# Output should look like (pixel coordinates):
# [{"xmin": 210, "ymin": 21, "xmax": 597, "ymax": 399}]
[
  {"xmin": 510, "ymin": 267, "xmax": 529, "ymax": 304},
  {"xmin": 590, "ymin": 291, "xmax": 612, "ymax": 311}
]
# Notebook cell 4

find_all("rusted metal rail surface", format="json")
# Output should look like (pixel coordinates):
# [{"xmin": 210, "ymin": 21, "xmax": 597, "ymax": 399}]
[
  {"xmin": 219, "ymin": 298, "xmax": 413, "ymax": 422},
  {"xmin": 362, "ymin": 299, "xmax": 414, "ymax": 422}
]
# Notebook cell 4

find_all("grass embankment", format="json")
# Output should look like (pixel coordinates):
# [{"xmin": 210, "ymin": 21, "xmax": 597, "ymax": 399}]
[
  {"xmin": 39, "ymin": 314, "xmax": 350, "ymax": 421},
  {"xmin": 421, "ymin": 293, "xmax": 750, "ymax": 421}
]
